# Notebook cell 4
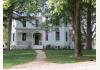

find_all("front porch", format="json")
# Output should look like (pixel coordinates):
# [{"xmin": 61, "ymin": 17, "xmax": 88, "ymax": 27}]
[{"xmin": 15, "ymin": 29, "xmax": 43, "ymax": 49}]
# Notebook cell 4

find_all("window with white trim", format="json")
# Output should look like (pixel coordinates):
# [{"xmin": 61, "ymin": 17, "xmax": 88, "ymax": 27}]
[
  {"xmin": 22, "ymin": 33, "xmax": 26, "ymax": 41},
  {"xmin": 45, "ymin": 31, "xmax": 48, "ymax": 41},
  {"xmin": 13, "ymin": 33, "xmax": 15, "ymax": 41},
  {"xmin": 56, "ymin": 31, "xmax": 60, "ymax": 41},
  {"xmin": 66, "ymin": 32, "xmax": 67, "ymax": 41}
]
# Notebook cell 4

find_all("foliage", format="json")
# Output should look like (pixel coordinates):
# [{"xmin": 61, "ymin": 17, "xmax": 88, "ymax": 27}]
[
  {"xmin": 48, "ymin": 0, "xmax": 69, "ymax": 25},
  {"xmin": 3, "ymin": 26, "xmax": 8, "ymax": 41},
  {"xmin": 4, "ymin": 0, "xmax": 38, "ymax": 13}
]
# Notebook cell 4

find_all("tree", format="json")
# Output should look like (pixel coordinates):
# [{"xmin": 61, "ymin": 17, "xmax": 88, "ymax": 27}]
[
  {"xmin": 81, "ymin": 0, "xmax": 96, "ymax": 49},
  {"xmin": 48, "ymin": 0, "xmax": 82, "ymax": 57},
  {"xmin": 86, "ymin": 0, "xmax": 96, "ymax": 50},
  {"xmin": 74, "ymin": 0, "xmax": 82, "ymax": 57}
]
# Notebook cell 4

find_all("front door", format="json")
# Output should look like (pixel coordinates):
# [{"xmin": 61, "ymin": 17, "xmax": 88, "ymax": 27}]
[{"xmin": 35, "ymin": 33, "xmax": 40, "ymax": 45}]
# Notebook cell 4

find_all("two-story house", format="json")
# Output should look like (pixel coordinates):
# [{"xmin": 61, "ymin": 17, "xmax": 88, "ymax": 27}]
[{"xmin": 10, "ymin": 12, "xmax": 74, "ymax": 49}]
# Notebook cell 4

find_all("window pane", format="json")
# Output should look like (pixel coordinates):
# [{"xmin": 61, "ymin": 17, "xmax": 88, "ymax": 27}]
[
  {"xmin": 22, "ymin": 33, "xmax": 26, "ymax": 41},
  {"xmin": 56, "ymin": 31, "xmax": 60, "ymax": 41},
  {"xmin": 66, "ymin": 32, "xmax": 67, "ymax": 41},
  {"xmin": 22, "ymin": 20, "xmax": 26, "ymax": 27},
  {"xmin": 36, "ymin": 19, "xmax": 39, "ymax": 27},
  {"xmin": 21, "ymin": 18, "xmax": 26, "ymax": 27},
  {"xmin": 45, "ymin": 31, "xmax": 48, "ymax": 41},
  {"xmin": 13, "ymin": 33, "xmax": 14, "ymax": 41}
]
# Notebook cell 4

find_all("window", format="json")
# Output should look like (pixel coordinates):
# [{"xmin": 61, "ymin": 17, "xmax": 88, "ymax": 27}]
[
  {"xmin": 66, "ymin": 32, "xmax": 67, "ymax": 41},
  {"xmin": 56, "ymin": 31, "xmax": 60, "ymax": 41},
  {"xmin": 21, "ymin": 18, "xmax": 26, "ymax": 27},
  {"xmin": 36, "ymin": 19, "xmax": 39, "ymax": 27},
  {"xmin": 13, "ymin": 33, "xmax": 14, "ymax": 41},
  {"xmin": 18, "ymin": 11, "xmax": 23, "ymax": 15},
  {"xmin": 22, "ymin": 33, "xmax": 26, "ymax": 41},
  {"xmin": 22, "ymin": 20, "xmax": 26, "ymax": 27},
  {"xmin": 45, "ymin": 31, "xmax": 48, "ymax": 41}
]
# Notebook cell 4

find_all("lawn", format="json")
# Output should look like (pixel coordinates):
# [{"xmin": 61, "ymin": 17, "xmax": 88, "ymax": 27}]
[
  {"xmin": 3, "ymin": 49, "xmax": 36, "ymax": 68},
  {"xmin": 45, "ymin": 49, "xmax": 96, "ymax": 63}
]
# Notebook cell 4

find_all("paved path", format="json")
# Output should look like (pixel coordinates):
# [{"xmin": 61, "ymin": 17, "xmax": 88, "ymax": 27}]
[
  {"xmin": 35, "ymin": 50, "xmax": 46, "ymax": 61},
  {"xmin": 4, "ymin": 50, "xmax": 96, "ymax": 70}
]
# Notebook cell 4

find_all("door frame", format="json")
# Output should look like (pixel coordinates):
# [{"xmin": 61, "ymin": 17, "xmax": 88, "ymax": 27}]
[{"xmin": 33, "ymin": 33, "xmax": 41, "ymax": 45}]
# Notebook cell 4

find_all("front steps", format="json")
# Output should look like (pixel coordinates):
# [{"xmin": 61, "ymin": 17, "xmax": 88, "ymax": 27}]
[{"xmin": 32, "ymin": 45, "xmax": 43, "ymax": 49}]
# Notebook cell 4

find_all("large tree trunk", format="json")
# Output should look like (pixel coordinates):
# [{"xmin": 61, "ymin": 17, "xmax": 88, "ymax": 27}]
[
  {"xmin": 86, "ymin": 0, "xmax": 92, "ymax": 50},
  {"xmin": 74, "ymin": 0, "xmax": 82, "ymax": 57},
  {"xmin": 7, "ymin": 6, "xmax": 13, "ymax": 50}
]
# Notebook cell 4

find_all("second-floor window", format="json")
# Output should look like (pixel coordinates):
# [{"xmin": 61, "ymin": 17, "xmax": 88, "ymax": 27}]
[
  {"xmin": 13, "ymin": 33, "xmax": 14, "ymax": 41},
  {"xmin": 36, "ymin": 19, "xmax": 39, "ymax": 27},
  {"xmin": 45, "ymin": 31, "xmax": 48, "ymax": 41},
  {"xmin": 56, "ymin": 31, "xmax": 60, "ymax": 41},
  {"xmin": 66, "ymin": 32, "xmax": 67, "ymax": 41},
  {"xmin": 22, "ymin": 20, "xmax": 26, "ymax": 27},
  {"xmin": 22, "ymin": 33, "xmax": 26, "ymax": 41}
]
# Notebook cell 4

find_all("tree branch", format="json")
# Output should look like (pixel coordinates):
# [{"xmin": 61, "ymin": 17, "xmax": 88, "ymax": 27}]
[{"xmin": 81, "ymin": 23, "xmax": 87, "ymax": 36}]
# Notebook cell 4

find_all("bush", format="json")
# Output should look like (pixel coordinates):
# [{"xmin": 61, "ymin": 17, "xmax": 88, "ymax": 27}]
[
  {"xmin": 45, "ymin": 44, "xmax": 54, "ymax": 50},
  {"xmin": 27, "ymin": 45, "xmax": 32, "ymax": 49},
  {"xmin": 44, "ymin": 45, "xmax": 74, "ymax": 50},
  {"xmin": 10, "ymin": 45, "xmax": 16, "ymax": 49}
]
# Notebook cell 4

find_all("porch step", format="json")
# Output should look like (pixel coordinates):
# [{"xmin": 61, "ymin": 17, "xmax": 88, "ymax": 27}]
[{"xmin": 32, "ymin": 45, "xmax": 43, "ymax": 49}]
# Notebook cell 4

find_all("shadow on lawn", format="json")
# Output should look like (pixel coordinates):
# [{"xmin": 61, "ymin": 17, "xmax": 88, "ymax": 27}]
[
  {"xmin": 45, "ymin": 49, "xmax": 96, "ymax": 64},
  {"xmin": 3, "ymin": 49, "xmax": 36, "ymax": 68}
]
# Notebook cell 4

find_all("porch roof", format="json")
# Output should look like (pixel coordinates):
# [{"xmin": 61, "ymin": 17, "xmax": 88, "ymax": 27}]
[{"xmin": 16, "ymin": 28, "xmax": 43, "ymax": 33}]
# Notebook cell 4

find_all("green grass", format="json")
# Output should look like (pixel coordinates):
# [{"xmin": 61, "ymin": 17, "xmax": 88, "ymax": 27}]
[
  {"xmin": 3, "ymin": 49, "xmax": 36, "ymax": 68},
  {"xmin": 45, "ymin": 49, "xmax": 96, "ymax": 63}
]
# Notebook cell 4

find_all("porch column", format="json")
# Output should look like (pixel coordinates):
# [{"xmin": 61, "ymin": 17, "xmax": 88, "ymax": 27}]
[
  {"xmin": 15, "ymin": 32, "xmax": 18, "ymax": 46},
  {"xmin": 31, "ymin": 32, "xmax": 33, "ymax": 46}
]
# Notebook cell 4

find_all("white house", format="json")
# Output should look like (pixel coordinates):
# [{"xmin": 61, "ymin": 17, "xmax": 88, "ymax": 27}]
[{"xmin": 10, "ymin": 12, "xmax": 74, "ymax": 49}]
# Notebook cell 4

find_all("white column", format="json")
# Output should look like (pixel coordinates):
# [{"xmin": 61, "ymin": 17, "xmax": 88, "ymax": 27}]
[
  {"xmin": 15, "ymin": 31, "xmax": 18, "ymax": 46},
  {"xmin": 31, "ymin": 32, "xmax": 33, "ymax": 46}
]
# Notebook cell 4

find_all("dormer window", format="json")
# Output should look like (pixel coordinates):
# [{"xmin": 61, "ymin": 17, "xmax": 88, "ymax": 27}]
[
  {"xmin": 21, "ymin": 19, "xmax": 26, "ymax": 27},
  {"xmin": 18, "ymin": 11, "xmax": 23, "ymax": 16},
  {"xmin": 22, "ymin": 20, "xmax": 26, "ymax": 27}
]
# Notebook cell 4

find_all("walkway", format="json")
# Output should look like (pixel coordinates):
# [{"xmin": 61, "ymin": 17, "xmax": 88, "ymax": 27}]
[
  {"xmin": 35, "ymin": 50, "xmax": 46, "ymax": 61},
  {"xmin": 4, "ymin": 50, "xmax": 96, "ymax": 70}
]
